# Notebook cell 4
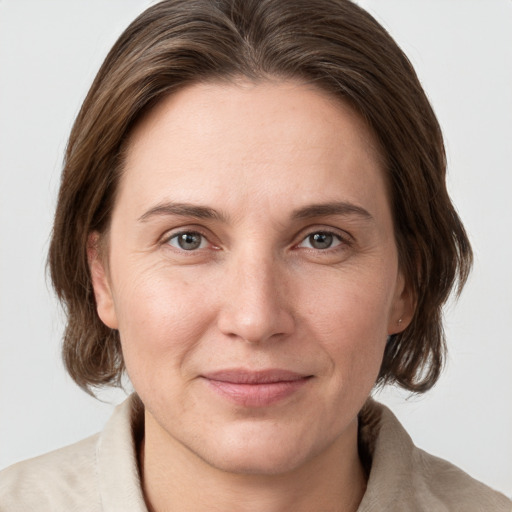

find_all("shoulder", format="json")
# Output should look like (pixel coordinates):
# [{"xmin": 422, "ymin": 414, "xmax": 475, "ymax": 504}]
[
  {"xmin": 358, "ymin": 399, "xmax": 512, "ymax": 512},
  {"xmin": 411, "ymin": 444, "xmax": 512, "ymax": 511},
  {"xmin": 0, "ymin": 395, "xmax": 146, "ymax": 512},
  {"xmin": 0, "ymin": 434, "xmax": 101, "ymax": 512}
]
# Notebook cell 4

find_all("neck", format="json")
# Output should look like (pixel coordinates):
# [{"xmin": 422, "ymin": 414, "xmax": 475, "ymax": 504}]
[{"xmin": 140, "ymin": 413, "xmax": 366, "ymax": 512}]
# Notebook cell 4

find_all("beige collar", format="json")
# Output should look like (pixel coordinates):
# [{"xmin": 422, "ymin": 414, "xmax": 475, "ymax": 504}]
[{"xmin": 95, "ymin": 394, "xmax": 510, "ymax": 511}]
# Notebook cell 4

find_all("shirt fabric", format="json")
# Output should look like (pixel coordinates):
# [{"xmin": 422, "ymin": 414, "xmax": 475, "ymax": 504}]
[{"xmin": 0, "ymin": 395, "xmax": 510, "ymax": 511}]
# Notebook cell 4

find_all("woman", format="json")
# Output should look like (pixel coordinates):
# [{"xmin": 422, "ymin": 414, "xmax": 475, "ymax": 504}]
[{"xmin": 1, "ymin": 0, "xmax": 510, "ymax": 510}]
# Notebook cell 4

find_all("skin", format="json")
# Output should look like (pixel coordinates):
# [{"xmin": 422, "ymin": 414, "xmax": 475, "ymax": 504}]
[{"xmin": 89, "ymin": 80, "xmax": 413, "ymax": 512}]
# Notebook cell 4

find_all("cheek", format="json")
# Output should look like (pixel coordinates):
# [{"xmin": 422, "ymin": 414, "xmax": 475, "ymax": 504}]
[
  {"xmin": 299, "ymin": 264, "xmax": 394, "ymax": 377},
  {"xmin": 302, "ymin": 262, "xmax": 396, "ymax": 335},
  {"xmin": 110, "ymin": 264, "xmax": 218, "ymax": 384}
]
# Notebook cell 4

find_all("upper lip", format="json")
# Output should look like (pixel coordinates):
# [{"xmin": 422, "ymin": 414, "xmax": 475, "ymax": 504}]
[{"xmin": 202, "ymin": 369, "xmax": 311, "ymax": 384}]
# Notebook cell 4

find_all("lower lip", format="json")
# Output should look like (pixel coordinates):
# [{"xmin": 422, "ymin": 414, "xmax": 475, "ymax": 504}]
[{"xmin": 204, "ymin": 378, "xmax": 311, "ymax": 407}]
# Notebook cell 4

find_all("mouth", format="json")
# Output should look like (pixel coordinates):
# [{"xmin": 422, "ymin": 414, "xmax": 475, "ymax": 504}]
[{"xmin": 200, "ymin": 369, "xmax": 313, "ymax": 407}]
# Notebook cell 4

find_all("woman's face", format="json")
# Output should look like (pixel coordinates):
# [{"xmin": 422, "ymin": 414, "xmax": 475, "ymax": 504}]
[{"xmin": 91, "ymin": 80, "xmax": 412, "ymax": 475}]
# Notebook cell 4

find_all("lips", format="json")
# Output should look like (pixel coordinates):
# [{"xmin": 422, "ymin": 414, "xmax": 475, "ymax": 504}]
[{"xmin": 201, "ymin": 369, "xmax": 312, "ymax": 407}]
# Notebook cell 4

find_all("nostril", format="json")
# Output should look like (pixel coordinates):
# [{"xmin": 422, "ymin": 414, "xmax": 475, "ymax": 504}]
[{"xmin": 217, "ymin": 304, "xmax": 295, "ymax": 345}]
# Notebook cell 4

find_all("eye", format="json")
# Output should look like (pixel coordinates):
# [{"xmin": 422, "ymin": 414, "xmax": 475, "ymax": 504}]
[
  {"xmin": 298, "ymin": 231, "xmax": 343, "ymax": 250},
  {"xmin": 167, "ymin": 231, "xmax": 207, "ymax": 251}
]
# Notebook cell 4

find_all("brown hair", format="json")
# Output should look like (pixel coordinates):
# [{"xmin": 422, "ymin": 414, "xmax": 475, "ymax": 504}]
[{"xmin": 49, "ymin": 0, "xmax": 472, "ymax": 394}]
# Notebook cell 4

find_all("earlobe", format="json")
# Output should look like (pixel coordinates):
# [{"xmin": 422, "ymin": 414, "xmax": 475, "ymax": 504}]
[
  {"xmin": 388, "ymin": 273, "xmax": 415, "ymax": 335},
  {"xmin": 87, "ymin": 232, "xmax": 118, "ymax": 329}
]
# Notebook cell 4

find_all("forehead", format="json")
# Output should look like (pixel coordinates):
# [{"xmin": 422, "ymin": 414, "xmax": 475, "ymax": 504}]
[
  {"xmin": 127, "ymin": 79, "xmax": 382, "ymax": 162},
  {"xmin": 118, "ymin": 80, "xmax": 388, "ymax": 221}
]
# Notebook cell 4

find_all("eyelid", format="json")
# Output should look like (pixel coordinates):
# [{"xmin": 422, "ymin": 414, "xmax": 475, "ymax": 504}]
[
  {"xmin": 158, "ymin": 224, "xmax": 353, "ymax": 254},
  {"xmin": 167, "ymin": 231, "xmax": 208, "ymax": 250},
  {"xmin": 295, "ymin": 226, "xmax": 353, "ymax": 247},
  {"xmin": 297, "ymin": 232, "xmax": 342, "ymax": 249},
  {"xmin": 160, "ymin": 225, "xmax": 218, "ymax": 250}
]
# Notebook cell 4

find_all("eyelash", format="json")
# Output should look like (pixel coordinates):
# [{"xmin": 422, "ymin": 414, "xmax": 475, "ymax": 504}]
[
  {"xmin": 164, "ymin": 230, "xmax": 213, "ymax": 252},
  {"xmin": 162, "ymin": 227, "xmax": 352, "ymax": 254},
  {"xmin": 296, "ymin": 230, "xmax": 349, "ymax": 252}
]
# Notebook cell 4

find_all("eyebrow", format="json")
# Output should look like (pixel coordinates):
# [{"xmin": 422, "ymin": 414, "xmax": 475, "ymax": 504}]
[
  {"xmin": 291, "ymin": 202, "xmax": 373, "ymax": 221},
  {"xmin": 138, "ymin": 202, "xmax": 227, "ymax": 223},
  {"xmin": 137, "ymin": 200, "xmax": 373, "ymax": 223}
]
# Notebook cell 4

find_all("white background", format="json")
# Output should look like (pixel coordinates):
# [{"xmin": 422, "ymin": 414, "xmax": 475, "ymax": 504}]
[{"xmin": 1, "ymin": 0, "xmax": 511, "ymax": 498}]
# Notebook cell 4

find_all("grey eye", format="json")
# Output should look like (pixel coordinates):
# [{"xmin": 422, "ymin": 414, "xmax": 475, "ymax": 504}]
[
  {"xmin": 299, "ymin": 232, "xmax": 342, "ymax": 250},
  {"xmin": 309, "ymin": 233, "xmax": 333, "ymax": 249},
  {"xmin": 168, "ymin": 232, "xmax": 205, "ymax": 251}
]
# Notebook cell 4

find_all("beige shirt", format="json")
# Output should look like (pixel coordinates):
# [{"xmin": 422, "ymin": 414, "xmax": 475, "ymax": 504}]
[{"xmin": 1, "ymin": 395, "xmax": 510, "ymax": 511}]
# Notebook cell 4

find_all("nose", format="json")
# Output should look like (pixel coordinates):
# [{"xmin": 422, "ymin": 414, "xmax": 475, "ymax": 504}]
[{"xmin": 216, "ymin": 251, "xmax": 295, "ymax": 344}]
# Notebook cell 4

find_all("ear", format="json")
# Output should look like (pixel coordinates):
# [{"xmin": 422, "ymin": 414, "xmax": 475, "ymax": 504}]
[
  {"xmin": 88, "ymin": 232, "xmax": 118, "ymax": 329},
  {"xmin": 387, "ymin": 271, "xmax": 415, "ymax": 335}
]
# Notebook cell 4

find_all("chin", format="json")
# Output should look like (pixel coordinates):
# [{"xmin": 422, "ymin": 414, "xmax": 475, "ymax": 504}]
[
  {"xmin": 193, "ymin": 423, "xmax": 325, "ymax": 476},
  {"xmin": 203, "ymin": 447, "xmax": 308, "ymax": 476}
]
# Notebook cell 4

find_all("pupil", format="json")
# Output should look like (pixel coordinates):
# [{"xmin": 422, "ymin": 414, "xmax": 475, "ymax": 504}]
[
  {"xmin": 311, "ymin": 233, "xmax": 332, "ymax": 249},
  {"xmin": 179, "ymin": 233, "xmax": 201, "ymax": 250}
]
